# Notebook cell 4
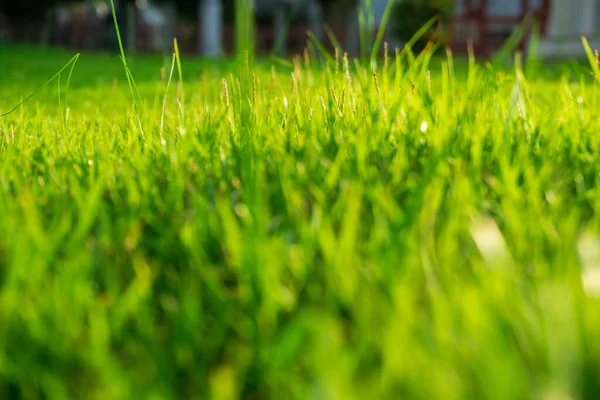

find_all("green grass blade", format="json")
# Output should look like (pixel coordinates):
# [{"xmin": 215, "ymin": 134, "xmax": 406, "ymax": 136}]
[
  {"xmin": 174, "ymin": 38, "xmax": 184, "ymax": 106},
  {"xmin": 161, "ymin": 54, "xmax": 177, "ymax": 143},
  {"xmin": 492, "ymin": 19, "xmax": 526, "ymax": 69},
  {"xmin": 1, "ymin": 53, "xmax": 80, "ymax": 118},
  {"xmin": 400, "ymin": 16, "xmax": 440, "ymax": 60},
  {"xmin": 109, "ymin": 0, "xmax": 144, "ymax": 135},
  {"xmin": 324, "ymin": 24, "xmax": 343, "ymax": 54},
  {"xmin": 525, "ymin": 23, "xmax": 540, "ymax": 78},
  {"xmin": 307, "ymin": 31, "xmax": 336, "ymax": 66},
  {"xmin": 582, "ymin": 37, "xmax": 600, "ymax": 81},
  {"xmin": 370, "ymin": 0, "xmax": 395, "ymax": 62}
]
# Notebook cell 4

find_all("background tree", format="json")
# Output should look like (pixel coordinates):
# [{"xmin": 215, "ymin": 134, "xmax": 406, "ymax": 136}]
[{"xmin": 1, "ymin": 0, "xmax": 63, "ymax": 19}]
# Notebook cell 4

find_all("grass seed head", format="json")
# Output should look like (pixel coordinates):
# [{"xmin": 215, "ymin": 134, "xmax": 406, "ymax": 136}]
[
  {"xmin": 252, "ymin": 71, "xmax": 257, "ymax": 105},
  {"xmin": 271, "ymin": 66, "xmax": 277, "ymax": 87},
  {"xmin": 373, "ymin": 71, "xmax": 381, "ymax": 97},
  {"xmin": 384, "ymin": 42, "xmax": 389, "ymax": 71},
  {"xmin": 344, "ymin": 52, "xmax": 351, "ymax": 85},
  {"xmin": 222, "ymin": 78, "xmax": 230, "ymax": 108},
  {"xmin": 304, "ymin": 48, "xmax": 310, "ymax": 69}
]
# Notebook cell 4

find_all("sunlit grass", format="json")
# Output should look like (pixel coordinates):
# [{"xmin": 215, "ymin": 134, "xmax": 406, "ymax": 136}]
[{"xmin": 0, "ymin": 42, "xmax": 600, "ymax": 399}]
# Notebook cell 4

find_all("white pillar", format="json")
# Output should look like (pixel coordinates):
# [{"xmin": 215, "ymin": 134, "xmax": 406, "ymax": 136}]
[
  {"xmin": 546, "ymin": 0, "xmax": 571, "ymax": 37},
  {"xmin": 539, "ymin": 0, "xmax": 600, "ymax": 58},
  {"xmin": 573, "ymin": 0, "xmax": 598, "ymax": 36},
  {"xmin": 163, "ymin": 3, "xmax": 177, "ymax": 53},
  {"xmin": 200, "ymin": 0, "xmax": 223, "ymax": 57},
  {"xmin": 308, "ymin": 0, "xmax": 323, "ymax": 41}
]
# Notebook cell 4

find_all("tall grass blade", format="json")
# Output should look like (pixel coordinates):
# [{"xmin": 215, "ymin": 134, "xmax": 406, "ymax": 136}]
[
  {"xmin": 582, "ymin": 37, "xmax": 600, "ymax": 82},
  {"xmin": 307, "ymin": 32, "xmax": 335, "ymax": 65},
  {"xmin": 324, "ymin": 24, "xmax": 343, "ymax": 54},
  {"xmin": 492, "ymin": 18, "xmax": 527, "ymax": 69},
  {"xmin": 109, "ymin": 0, "xmax": 145, "ymax": 135},
  {"xmin": 400, "ymin": 16, "xmax": 440, "ymax": 60},
  {"xmin": 161, "ymin": 54, "xmax": 177, "ymax": 144},
  {"xmin": 525, "ymin": 24, "xmax": 541, "ymax": 78},
  {"xmin": 235, "ymin": 0, "xmax": 255, "ymax": 62},
  {"xmin": 1, "ymin": 53, "xmax": 80, "ymax": 118},
  {"xmin": 270, "ymin": 4, "xmax": 299, "ymax": 56},
  {"xmin": 173, "ymin": 38, "xmax": 185, "ymax": 135},
  {"xmin": 370, "ymin": 0, "xmax": 396, "ymax": 62}
]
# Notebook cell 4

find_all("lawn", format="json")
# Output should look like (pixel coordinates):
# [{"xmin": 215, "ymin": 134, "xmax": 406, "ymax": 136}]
[{"xmin": 1, "ymin": 43, "xmax": 600, "ymax": 399}]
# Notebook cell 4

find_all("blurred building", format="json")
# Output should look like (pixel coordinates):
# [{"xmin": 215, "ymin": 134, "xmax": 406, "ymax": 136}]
[
  {"xmin": 1, "ymin": 0, "xmax": 600, "ymax": 59},
  {"xmin": 538, "ymin": 0, "xmax": 600, "ymax": 57},
  {"xmin": 182, "ymin": 0, "xmax": 600, "ymax": 58},
  {"xmin": 451, "ymin": 0, "xmax": 550, "ymax": 55},
  {"xmin": 451, "ymin": 0, "xmax": 600, "ymax": 57}
]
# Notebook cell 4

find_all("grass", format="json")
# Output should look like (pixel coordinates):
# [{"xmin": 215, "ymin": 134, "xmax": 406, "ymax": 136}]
[{"xmin": 1, "ymin": 41, "xmax": 600, "ymax": 399}]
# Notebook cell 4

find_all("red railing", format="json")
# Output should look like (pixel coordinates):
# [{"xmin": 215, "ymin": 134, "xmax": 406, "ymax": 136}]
[{"xmin": 450, "ymin": 0, "xmax": 550, "ymax": 55}]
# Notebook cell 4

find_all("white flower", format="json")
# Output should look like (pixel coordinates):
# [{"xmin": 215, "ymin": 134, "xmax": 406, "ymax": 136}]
[
  {"xmin": 470, "ymin": 217, "xmax": 512, "ymax": 269},
  {"xmin": 577, "ymin": 230, "xmax": 600, "ymax": 297}
]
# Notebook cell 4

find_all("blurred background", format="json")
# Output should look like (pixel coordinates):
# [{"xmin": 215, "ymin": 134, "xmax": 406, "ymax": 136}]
[{"xmin": 0, "ymin": 0, "xmax": 598, "ymax": 59}]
